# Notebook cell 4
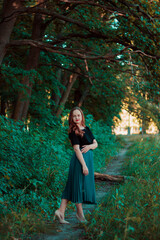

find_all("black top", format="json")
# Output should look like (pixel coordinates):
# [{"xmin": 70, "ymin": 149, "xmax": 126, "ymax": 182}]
[{"xmin": 69, "ymin": 126, "xmax": 95, "ymax": 148}]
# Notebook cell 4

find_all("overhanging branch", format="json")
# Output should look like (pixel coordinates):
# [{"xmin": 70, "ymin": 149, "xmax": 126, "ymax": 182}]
[
  {"xmin": 7, "ymin": 39, "xmax": 119, "ymax": 60},
  {"xmin": 7, "ymin": 39, "xmax": 160, "ymax": 60}
]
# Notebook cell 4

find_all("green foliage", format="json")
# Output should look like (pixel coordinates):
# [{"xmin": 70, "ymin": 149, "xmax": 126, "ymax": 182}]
[
  {"xmin": 1, "ymin": 0, "xmax": 159, "ymax": 128},
  {"xmin": 0, "ymin": 114, "xmax": 119, "ymax": 239},
  {"xmin": 85, "ymin": 114, "xmax": 119, "ymax": 170},
  {"xmin": 0, "ymin": 0, "xmax": 160, "ymax": 237},
  {"xmin": 84, "ymin": 135, "xmax": 160, "ymax": 240},
  {"xmin": 0, "ymin": 115, "xmax": 70, "ymax": 238}
]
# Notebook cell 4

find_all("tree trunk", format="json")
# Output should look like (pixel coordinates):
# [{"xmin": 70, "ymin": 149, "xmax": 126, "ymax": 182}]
[
  {"xmin": 78, "ymin": 86, "xmax": 90, "ymax": 107},
  {"xmin": 142, "ymin": 118, "xmax": 147, "ymax": 135},
  {"xmin": 0, "ymin": 0, "xmax": 23, "ymax": 65},
  {"xmin": 0, "ymin": 96, "xmax": 6, "ymax": 116},
  {"xmin": 12, "ymin": 1, "xmax": 46, "ymax": 121},
  {"xmin": 56, "ymin": 69, "xmax": 80, "ymax": 118},
  {"xmin": 59, "ymin": 70, "xmax": 68, "ymax": 99},
  {"xmin": 94, "ymin": 172, "xmax": 124, "ymax": 182},
  {"xmin": 51, "ymin": 70, "xmax": 69, "ymax": 115},
  {"xmin": 51, "ymin": 69, "xmax": 65, "ymax": 114}
]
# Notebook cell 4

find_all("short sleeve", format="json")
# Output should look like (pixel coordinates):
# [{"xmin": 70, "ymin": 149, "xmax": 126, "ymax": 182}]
[
  {"xmin": 69, "ymin": 131, "xmax": 80, "ymax": 146},
  {"xmin": 86, "ymin": 126, "xmax": 95, "ymax": 141}
]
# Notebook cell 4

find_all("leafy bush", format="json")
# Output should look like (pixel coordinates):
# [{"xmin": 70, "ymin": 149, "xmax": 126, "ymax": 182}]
[
  {"xmin": 0, "ymin": 116, "xmax": 71, "ymax": 238},
  {"xmin": 85, "ymin": 114, "xmax": 119, "ymax": 171},
  {"xmin": 84, "ymin": 135, "xmax": 160, "ymax": 240},
  {"xmin": 0, "ymin": 114, "xmax": 119, "ymax": 239}
]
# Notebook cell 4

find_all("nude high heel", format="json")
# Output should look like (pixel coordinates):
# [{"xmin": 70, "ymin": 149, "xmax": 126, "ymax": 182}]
[
  {"xmin": 54, "ymin": 210, "xmax": 70, "ymax": 224},
  {"xmin": 76, "ymin": 213, "xmax": 87, "ymax": 223}
]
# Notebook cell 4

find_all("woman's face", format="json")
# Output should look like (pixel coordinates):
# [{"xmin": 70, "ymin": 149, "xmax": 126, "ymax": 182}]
[{"xmin": 72, "ymin": 109, "xmax": 82, "ymax": 125}]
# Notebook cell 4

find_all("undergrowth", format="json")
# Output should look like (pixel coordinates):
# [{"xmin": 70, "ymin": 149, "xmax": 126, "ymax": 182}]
[
  {"xmin": 0, "ymin": 114, "xmax": 119, "ymax": 239},
  {"xmin": 84, "ymin": 135, "xmax": 160, "ymax": 240}
]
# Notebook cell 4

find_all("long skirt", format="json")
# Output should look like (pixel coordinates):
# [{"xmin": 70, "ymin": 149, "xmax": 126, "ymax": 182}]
[{"xmin": 61, "ymin": 150, "xmax": 96, "ymax": 204}]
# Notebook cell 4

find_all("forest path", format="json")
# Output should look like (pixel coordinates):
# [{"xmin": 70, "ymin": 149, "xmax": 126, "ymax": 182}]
[{"xmin": 38, "ymin": 141, "xmax": 132, "ymax": 240}]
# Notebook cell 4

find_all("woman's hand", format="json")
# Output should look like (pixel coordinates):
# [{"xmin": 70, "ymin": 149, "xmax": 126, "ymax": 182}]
[
  {"xmin": 82, "ymin": 165, "xmax": 89, "ymax": 176},
  {"xmin": 81, "ymin": 145, "xmax": 90, "ymax": 153}
]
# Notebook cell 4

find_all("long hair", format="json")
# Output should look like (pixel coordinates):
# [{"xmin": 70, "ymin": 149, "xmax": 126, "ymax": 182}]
[{"xmin": 69, "ymin": 107, "xmax": 86, "ymax": 137}]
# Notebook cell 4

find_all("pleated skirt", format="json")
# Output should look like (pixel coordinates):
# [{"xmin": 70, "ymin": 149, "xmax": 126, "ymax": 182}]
[{"xmin": 61, "ymin": 150, "xmax": 96, "ymax": 204}]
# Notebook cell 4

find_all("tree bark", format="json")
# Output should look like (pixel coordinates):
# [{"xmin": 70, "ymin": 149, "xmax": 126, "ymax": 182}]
[
  {"xmin": 0, "ymin": 96, "xmax": 6, "ymax": 116},
  {"xmin": 78, "ymin": 86, "xmax": 90, "ymax": 107},
  {"xmin": 56, "ymin": 69, "xmax": 80, "ymax": 118},
  {"xmin": 51, "ymin": 69, "xmax": 63, "ymax": 114},
  {"xmin": 94, "ymin": 172, "xmax": 124, "ymax": 183},
  {"xmin": 0, "ymin": 0, "xmax": 23, "ymax": 65},
  {"xmin": 12, "ymin": 1, "xmax": 46, "ymax": 121},
  {"xmin": 59, "ymin": 70, "xmax": 68, "ymax": 99}
]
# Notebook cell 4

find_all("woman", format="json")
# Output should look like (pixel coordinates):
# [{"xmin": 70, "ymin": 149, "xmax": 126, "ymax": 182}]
[{"xmin": 54, "ymin": 107, "xmax": 98, "ymax": 224}]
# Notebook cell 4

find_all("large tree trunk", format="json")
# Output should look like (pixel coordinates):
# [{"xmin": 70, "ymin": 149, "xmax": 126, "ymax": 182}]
[
  {"xmin": 0, "ymin": 0, "xmax": 23, "ymax": 65},
  {"xmin": 12, "ymin": 1, "xmax": 46, "ymax": 121},
  {"xmin": 0, "ymin": 96, "xmax": 6, "ymax": 116},
  {"xmin": 56, "ymin": 69, "xmax": 80, "ymax": 118}
]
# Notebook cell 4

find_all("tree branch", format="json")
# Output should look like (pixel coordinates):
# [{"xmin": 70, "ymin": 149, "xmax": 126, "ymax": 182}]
[
  {"xmin": 38, "ymin": 61, "xmax": 94, "ymax": 79},
  {"xmin": 60, "ymin": 0, "xmax": 126, "ymax": 15},
  {"xmin": 8, "ymin": 39, "xmax": 160, "ymax": 61},
  {"xmin": 7, "ymin": 39, "xmax": 121, "ymax": 60},
  {"xmin": 133, "ymin": 50, "xmax": 157, "ymax": 59},
  {"xmin": 0, "ymin": 0, "xmax": 49, "ymax": 24},
  {"xmin": 0, "ymin": 6, "xmax": 104, "ymax": 36}
]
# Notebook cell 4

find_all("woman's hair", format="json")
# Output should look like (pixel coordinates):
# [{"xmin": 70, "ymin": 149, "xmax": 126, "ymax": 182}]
[{"xmin": 69, "ymin": 107, "xmax": 85, "ymax": 137}]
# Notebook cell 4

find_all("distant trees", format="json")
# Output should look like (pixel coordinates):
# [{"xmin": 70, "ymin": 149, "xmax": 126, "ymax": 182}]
[{"xmin": 0, "ymin": 0, "xmax": 159, "ymax": 127}]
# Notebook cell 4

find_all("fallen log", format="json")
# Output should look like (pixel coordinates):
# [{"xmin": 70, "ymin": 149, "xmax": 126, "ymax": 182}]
[{"xmin": 94, "ymin": 172, "xmax": 124, "ymax": 182}]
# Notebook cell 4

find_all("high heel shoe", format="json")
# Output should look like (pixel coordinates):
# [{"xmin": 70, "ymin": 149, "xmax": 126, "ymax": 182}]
[
  {"xmin": 76, "ymin": 213, "xmax": 87, "ymax": 223},
  {"xmin": 54, "ymin": 210, "xmax": 70, "ymax": 224}
]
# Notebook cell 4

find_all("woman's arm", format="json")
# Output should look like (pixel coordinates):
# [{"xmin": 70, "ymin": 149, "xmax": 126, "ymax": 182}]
[
  {"xmin": 89, "ymin": 139, "xmax": 98, "ymax": 150},
  {"xmin": 81, "ymin": 139, "xmax": 98, "ymax": 153},
  {"xmin": 73, "ymin": 145, "xmax": 89, "ymax": 176}
]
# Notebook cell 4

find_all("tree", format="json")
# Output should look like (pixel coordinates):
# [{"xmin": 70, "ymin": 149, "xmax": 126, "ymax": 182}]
[
  {"xmin": 12, "ymin": 0, "xmax": 47, "ymax": 121},
  {"xmin": 0, "ymin": 0, "xmax": 159, "ymax": 127},
  {"xmin": 0, "ymin": 0, "xmax": 24, "ymax": 64}
]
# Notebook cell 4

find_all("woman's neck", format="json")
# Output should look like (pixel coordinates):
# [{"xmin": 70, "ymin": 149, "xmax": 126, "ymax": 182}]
[{"xmin": 77, "ymin": 124, "xmax": 85, "ymax": 130}]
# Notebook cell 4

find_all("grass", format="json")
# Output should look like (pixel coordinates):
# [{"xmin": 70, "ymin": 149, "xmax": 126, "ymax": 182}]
[
  {"xmin": 84, "ymin": 134, "xmax": 160, "ymax": 240},
  {"xmin": 0, "ymin": 116, "xmax": 119, "ymax": 240},
  {"xmin": 0, "ymin": 209, "xmax": 48, "ymax": 239}
]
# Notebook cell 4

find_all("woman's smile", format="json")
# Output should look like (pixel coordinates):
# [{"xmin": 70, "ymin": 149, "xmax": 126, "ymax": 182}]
[{"xmin": 72, "ymin": 109, "xmax": 83, "ymax": 125}]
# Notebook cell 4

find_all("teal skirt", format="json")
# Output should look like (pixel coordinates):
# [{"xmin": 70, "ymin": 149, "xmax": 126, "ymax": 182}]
[{"xmin": 61, "ymin": 150, "xmax": 96, "ymax": 204}]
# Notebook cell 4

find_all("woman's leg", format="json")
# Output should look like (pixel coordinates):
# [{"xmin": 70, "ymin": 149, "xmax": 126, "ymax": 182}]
[
  {"xmin": 76, "ymin": 203, "xmax": 86, "ymax": 221},
  {"xmin": 54, "ymin": 199, "xmax": 69, "ymax": 224},
  {"xmin": 58, "ymin": 199, "xmax": 68, "ymax": 219}
]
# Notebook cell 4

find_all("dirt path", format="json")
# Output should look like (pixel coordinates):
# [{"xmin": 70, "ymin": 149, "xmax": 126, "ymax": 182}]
[{"xmin": 37, "ymin": 143, "xmax": 131, "ymax": 240}]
